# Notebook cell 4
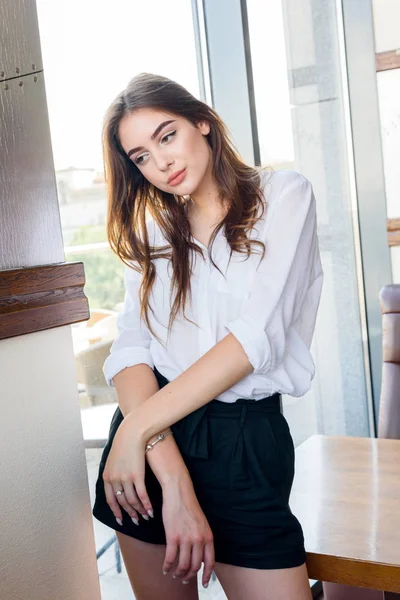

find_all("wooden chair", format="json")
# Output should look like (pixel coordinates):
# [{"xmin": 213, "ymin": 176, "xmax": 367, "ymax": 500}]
[{"xmin": 75, "ymin": 313, "xmax": 118, "ymax": 406}]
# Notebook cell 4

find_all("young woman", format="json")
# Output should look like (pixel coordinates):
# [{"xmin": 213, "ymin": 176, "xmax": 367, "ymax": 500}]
[{"xmin": 93, "ymin": 72, "xmax": 323, "ymax": 600}]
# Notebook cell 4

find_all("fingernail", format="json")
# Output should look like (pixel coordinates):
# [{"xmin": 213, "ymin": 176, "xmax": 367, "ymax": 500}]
[
  {"xmin": 204, "ymin": 582, "xmax": 209, "ymax": 588},
  {"xmin": 116, "ymin": 517, "xmax": 123, "ymax": 526},
  {"xmin": 182, "ymin": 580, "xmax": 189, "ymax": 585},
  {"xmin": 162, "ymin": 570, "xmax": 168, "ymax": 575},
  {"xmin": 147, "ymin": 509, "xmax": 154, "ymax": 518},
  {"xmin": 141, "ymin": 514, "xmax": 149, "ymax": 521},
  {"xmin": 131, "ymin": 517, "xmax": 139, "ymax": 526},
  {"xmin": 172, "ymin": 575, "xmax": 177, "ymax": 579}
]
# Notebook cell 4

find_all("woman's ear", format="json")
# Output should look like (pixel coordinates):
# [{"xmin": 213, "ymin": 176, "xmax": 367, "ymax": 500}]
[{"xmin": 197, "ymin": 120, "xmax": 210, "ymax": 136}]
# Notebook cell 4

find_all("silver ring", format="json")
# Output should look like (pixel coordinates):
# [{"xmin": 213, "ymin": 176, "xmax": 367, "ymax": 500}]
[{"xmin": 115, "ymin": 489, "xmax": 123, "ymax": 496}]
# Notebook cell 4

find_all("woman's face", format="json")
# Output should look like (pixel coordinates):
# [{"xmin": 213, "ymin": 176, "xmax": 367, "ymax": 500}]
[{"xmin": 118, "ymin": 107, "xmax": 212, "ymax": 195}]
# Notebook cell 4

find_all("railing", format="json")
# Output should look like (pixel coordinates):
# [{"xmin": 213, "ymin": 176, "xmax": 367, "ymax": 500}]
[{"xmin": 64, "ymin": 241, "xmax": 110, "ymax": 255}]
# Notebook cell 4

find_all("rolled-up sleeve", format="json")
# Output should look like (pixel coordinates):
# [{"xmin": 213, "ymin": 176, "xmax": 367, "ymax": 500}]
[
  {"xmin": 103, "ymin": 263, "xmax": 154, "ymax": 387},
  {"xmin": 226, "ymin": 171, "xmax": 323, "ymax": 376}
]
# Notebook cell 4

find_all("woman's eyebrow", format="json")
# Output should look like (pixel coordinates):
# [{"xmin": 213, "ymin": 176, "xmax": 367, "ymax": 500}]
[{"xmin": 127, "ymin": 120, "xmax": 176, "ymax": 158}]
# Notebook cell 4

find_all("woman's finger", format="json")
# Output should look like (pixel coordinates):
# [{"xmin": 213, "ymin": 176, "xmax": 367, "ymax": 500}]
[
  {"xmin": 119, "ymin": 480, "xmax": 149, "ymax": 521},
  {"xmin": 182, "ymin": 541, "xmax": 203, "ymax": 582},
  {"xmin": 172, "ymin": 541, "xmax": 192, "ymax": 579},
  {"xmin": 103, "ymin": 480, "xmax": 123, "ymax": 525},
  {"xmin": 162, "ymin": 537, "xmax": 179, "ymax": 575},
  {"xmin": 134, "ymin": 477, "xmax": 154, "ymax": 518},
  {"xmin": 202, "ymin": 539, "xmax": 215, "ymax": 589},
  {"xmin": 112, "ymin": 488, "xmax": 141, "ymax": 526}
]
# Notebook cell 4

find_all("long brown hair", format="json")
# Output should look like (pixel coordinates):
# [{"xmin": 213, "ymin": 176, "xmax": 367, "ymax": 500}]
[{"xmin": 103, "ymin": 72, "xmax": 268, "ymax": 342}]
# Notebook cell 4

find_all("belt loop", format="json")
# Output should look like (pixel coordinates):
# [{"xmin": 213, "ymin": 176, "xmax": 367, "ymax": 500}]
[
  {"xmin": 239, "ymin": 404, "xmax": 247, "ymax": 428},
  {"xmin": 229, "ymin": 403, "xmax": 249, "ymax": 491}
]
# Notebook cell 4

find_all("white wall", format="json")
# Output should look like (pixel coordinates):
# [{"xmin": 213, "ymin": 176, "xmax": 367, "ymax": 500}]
[
  {"xmin": 0, "ymin": 326, "xmax": 101, "ymax": 599},
  {"xmin": 372, "ymin": 0, "xmax": 400, "ymax": 53}
]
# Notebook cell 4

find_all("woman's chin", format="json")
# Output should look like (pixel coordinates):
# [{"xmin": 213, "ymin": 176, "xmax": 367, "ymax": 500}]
[{"xmin": 172, "ymin": 182, "xmax": 199, "ymax": 197}]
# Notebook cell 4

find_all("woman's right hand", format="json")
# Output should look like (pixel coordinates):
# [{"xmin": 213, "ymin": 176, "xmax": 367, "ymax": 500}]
[{"xmin": 161, "ymin": 475, "xmax": 215, "ymax": 589}]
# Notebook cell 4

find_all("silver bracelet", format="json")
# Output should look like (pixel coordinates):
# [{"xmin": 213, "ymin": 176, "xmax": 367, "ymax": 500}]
[{"xmin": 145, "ymin": 430, "xmax": 173, "ymax": 453}]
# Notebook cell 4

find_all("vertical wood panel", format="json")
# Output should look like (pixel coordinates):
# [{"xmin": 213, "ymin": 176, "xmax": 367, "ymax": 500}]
[
  {"xmin": 0, "ymin": 74, "xmax": 64, "ymax": 269},
  {"xmin": 0, "ymin": 0, "xmax": 43, "ymax": 80}
]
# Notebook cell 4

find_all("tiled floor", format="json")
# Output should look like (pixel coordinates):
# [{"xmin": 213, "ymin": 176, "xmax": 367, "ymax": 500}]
[{"xmin": 87, "ymin": 448, "xmax": 227, "ymax": 599}]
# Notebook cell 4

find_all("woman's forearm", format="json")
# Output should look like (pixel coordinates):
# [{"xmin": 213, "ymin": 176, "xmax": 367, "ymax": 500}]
[
  {"xmin": 112, "ymin": 363, "xmax": 160, "ymax": 417},
  {"xmin": 112, "ymin": 363, "xmax": 193, "ymax": 488},
  {"xmin": 131, "ymin": 332, "xmax": 253, "ymax": 443}
]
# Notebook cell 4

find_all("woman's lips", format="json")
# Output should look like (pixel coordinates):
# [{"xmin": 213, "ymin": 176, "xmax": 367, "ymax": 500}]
[{"xmin": 168, "ymin": 168, "xmax": 186, "ymax": 186}]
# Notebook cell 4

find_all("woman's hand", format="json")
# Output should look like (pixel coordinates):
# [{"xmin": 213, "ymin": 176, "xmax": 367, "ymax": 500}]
[
  {"xmin": 161, "ymin": 476, "xmax": 215, "ymax": 589},
  {"xmin": 102, "ymin": 416, "xmax": 154, "ymax": 525}
]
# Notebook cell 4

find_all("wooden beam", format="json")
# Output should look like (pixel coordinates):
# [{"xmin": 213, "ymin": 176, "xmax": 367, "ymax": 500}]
[
  {"xmin": 0, "ymin": 262, "xmax": 89, "ymax": 340},
  {"xmin": 387, "ymin": 218, "xmax": 400, "ymax": 247},
  {"xmin": 376, "ymin": 50, "xmax": 400, "ymax": 72}
]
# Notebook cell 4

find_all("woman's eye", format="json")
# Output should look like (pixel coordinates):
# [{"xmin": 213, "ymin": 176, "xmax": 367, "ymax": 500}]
[
  {"xmin": 132, "ymin": 131, "xmax": 176, "ymax": 165},
  {"xmin": 161, "ymin": 130, "xmax": 176, "ymax": 144},
  {"xmin": 134, "ymin": 154, "xmax": 147, "ymax": 165}
]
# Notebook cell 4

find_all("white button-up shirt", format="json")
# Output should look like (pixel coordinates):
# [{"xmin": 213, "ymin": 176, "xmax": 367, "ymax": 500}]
[{"xmin": 103, "ymin": 169, "xmax": 323, "ymax": 402}]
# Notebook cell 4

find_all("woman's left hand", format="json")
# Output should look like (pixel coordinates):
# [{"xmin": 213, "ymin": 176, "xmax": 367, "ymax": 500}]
[{"xmin": 102, "ymin": 414, "xmax": 154, "ymax": 526}]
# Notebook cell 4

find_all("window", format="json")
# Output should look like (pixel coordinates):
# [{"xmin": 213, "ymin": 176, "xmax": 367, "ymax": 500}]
[{"xmin": 247, "ymin": 0, "xmax": 371, "ymax": 442}]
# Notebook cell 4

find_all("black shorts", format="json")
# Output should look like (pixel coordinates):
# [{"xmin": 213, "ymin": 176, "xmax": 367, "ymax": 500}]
[{"xmin": 92, "ymin": 367, "xmax": 307, "ymax": 570}]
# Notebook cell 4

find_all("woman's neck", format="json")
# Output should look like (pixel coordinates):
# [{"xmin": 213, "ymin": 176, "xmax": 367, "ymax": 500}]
[{"xmin": 187, "ymin": 170, "xmax": 227, "ymax": 222}]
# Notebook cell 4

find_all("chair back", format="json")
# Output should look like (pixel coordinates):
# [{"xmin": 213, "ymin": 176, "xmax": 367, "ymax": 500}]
[{"xmin": 378, "ymin": 284, "xmax": 400, "ymax": 439}]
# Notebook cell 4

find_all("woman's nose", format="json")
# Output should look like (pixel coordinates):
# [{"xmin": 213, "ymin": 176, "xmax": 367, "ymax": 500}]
[{"xmin": 154, "ymin": 153, "xmax": 173, "ymax": 171}]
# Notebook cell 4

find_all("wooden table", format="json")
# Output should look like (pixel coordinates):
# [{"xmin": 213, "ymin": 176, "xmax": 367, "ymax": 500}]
[{"xmin": 290, "ymin": 434, "xmax": 400, "ymax": 598}]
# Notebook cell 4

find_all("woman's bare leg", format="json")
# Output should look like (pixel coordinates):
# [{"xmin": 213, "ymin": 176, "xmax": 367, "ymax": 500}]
[
  {"xmin": 116, "ymin": 532, "xmax": 199, "ymax": 600},
  {"xmin": 213, "ymin": 560, "xmax": 312, "ymax": 600}
]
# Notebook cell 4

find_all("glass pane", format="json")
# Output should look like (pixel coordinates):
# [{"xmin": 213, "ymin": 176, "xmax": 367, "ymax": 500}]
[
  {"xmin": 247, "ymin": 0, "xmax": 371, "ymax": 443},
  {"xmin": 67, "ymin": 246, "xmax": 123, "ymax": 406},
  {"xmin": 377, "ymin": 68, "xmax": 400, "ymax": 282}
]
